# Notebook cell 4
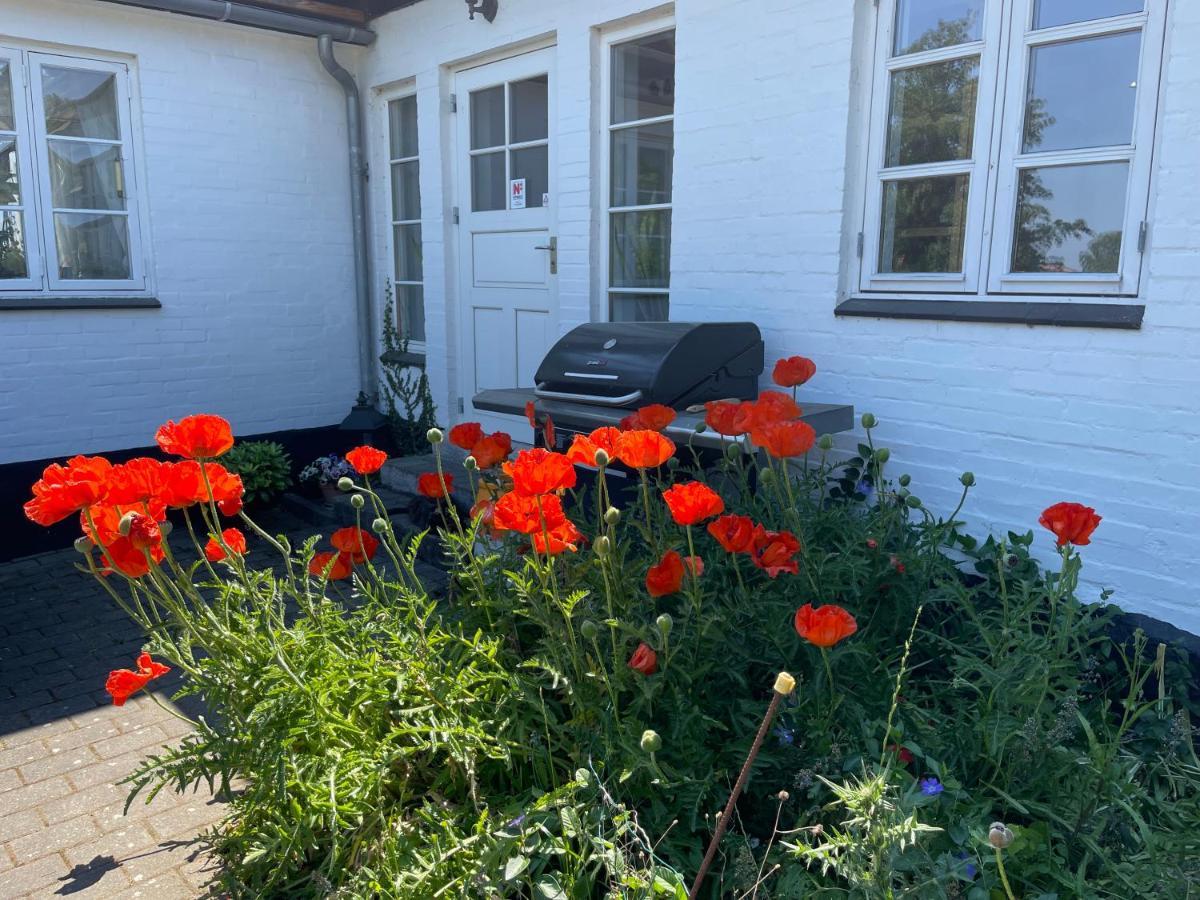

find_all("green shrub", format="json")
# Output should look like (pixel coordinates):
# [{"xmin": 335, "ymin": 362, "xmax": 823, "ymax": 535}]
[{"xmin": 223, "ymin": 440, "xmax": 292, "ymax": 506}]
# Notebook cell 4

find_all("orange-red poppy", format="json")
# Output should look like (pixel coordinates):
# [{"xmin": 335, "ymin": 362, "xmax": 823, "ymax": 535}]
[
  {"xmin": 417, "ymin": 472, "xmax": 453, "ymax": 499},
  {"xmin": 525, "ymin": 400, "xmax": 538, "ymax": 430},
  {"xmin": 105, "ymin": 457, "xmax": 168, "ymax": 508},
  {"xmin": 752, "ymin": 420, "xmax": 816, "ymax": 458},
  {"xmin": 615, "ymin": 430, "xmax": 676, "ymax": 469},
  {"xmin": 750, "ymin": 527, "xmax": 801, "ymax": 578},
  {"xmin": 205, "ymin": 527, "xmax": 247, "ymax": 562},
  {"xmin": 471, "ymin": 432, "xmax": 513, "ymax": 468},
  {"xmin": 449, "ymin": 422, "xmax": 484, "ymax": 451},
  {"xmin": 543, "ymin": 415, "xmax": 556, "ymax": 449},
  {"xmin": 504, "ymin": 448, "xmax": 577, "ymax": 497},
  {"xmin": 1039, "ymin": 502, "xmax": 1102, "ymax": 547},
  {"xmin": 97, "ymin": 535, "xmax": 165, "ymax": 578},
  {"xmin": 24, "ymin": 455, "xmax": 113, "ymax": 526},
  {"xmin": 531, "ymin": 518, "xmax": 585, "ymax": 555},
  {"xmin": 772, "ymin": 356, "xmax": 817, "ymax": 388},
  {"xmin": 684, "ymin": 555, "xmax": 704, "ymax": 577},
  {"xmin": 662, "ymin": 481, "xmax": 725, "ymax": 526},
  {"xmin": 104, "ymin": 652, "xmax": 170, "ymax": 706},
  {"xmin": 125, "ymin": 514, "xmax": 162, "ymax": 552},
  {"xmin": 566, "ymin": 434, "xmax": 603, "ymax": 466},
  {"xmin": 646, "ymin": 550, "xmax": 685, "ymax": 597},
  {"xmin": 493, "ymin": 491, "xmax": 567, "ymax": 535},
  {"xmin": 629, "ymin": 404, "xmax": 676, "ymax": 432},
  {"xmin": 793, "ymin": 603, "xmax": 857, "ymax": 647},
  {"xmin": 628, "ymin": 642, "xmax": 658, "ymax": 676},
  {"xmin": 330, "ymin": 526, "xmax": 380, "ymax": 564},
  {"xmin": 705, "ymin": 400, "xmax": 752, "ymax": 437},
  {"xmin": 346, "ymin": 446, "xmax": 388, "ymax": 476},
  {"xmin": 309, "ymin": 550, "xmax": 352, "ymax": 580},
  {"xmin": 469, "ymin": 496, "xmax": 501, "ymax": 539},
  {"xmin": 158, "ymin": 462, "xmax": 244, "ymax": 515},
  {"xmin": 155, "ymin": 415, "xmax": 234, "ymax": 460},
  {"xmin": 707, "ymin": 514, "xmax": 756, "ymax": 554},
  {"xmin": 734, "ymin": 391, "xmax": 801, "ymax": 434},
  {"xmin": 587, "ymin": 426, "xmax": 622, "ymax": 456}
]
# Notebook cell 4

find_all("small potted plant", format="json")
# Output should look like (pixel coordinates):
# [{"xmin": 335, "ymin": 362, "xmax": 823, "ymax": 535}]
[
  {"xmin": 299, "ymin": 454, "xmax": 355, "ymax": 503},
  {"xmin": 222, "ymin": 440, "xmax": 292, "ymax": 508}
]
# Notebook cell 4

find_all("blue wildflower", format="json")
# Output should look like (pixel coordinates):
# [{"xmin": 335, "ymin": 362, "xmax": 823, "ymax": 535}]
[
  {"xmin": 505, "ymin": 814, "xmax": 526, "ymax": 830},
  {"xmin": 773, "ymin": 725, "xmax": 794, "ymax": 746},
  {"xmin": 954, "ymin": 851, "xmax": 978, "ymax": 879},
  {"xmin": 919, "ymin": 777, "xmax": 943, "ymax": 796}
]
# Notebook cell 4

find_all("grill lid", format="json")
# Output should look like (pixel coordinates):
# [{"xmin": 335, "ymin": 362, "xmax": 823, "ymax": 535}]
[{"xmin": 534, "ymin": 322, "xmax": 763, "ymax": 408}]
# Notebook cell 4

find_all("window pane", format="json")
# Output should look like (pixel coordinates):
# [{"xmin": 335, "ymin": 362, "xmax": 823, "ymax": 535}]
[
  {"xmin": 41, "ymin": 67, "xmax": 119, "ymax": 139},
  {"xmin": 390, "ymin": 160, "xmax": 420, "ymax": 221},
  {"xmin": 470, "ymin": 85, "xmax": 505, "ymax": 150},
  {"xmin": 893, "ymin": 0, "xmax": 983, "ymax": 56},
  {"xmin": 471, "ymin": 151, "xmax": 505, "ymax": 211},
  {"xmin": 0, "ymin": 139, "xmax": 19, "ymax": 205},
  {"xmin": 1011, "ymin": 162, "xmax": 1128, "ymax": 274},
  {"xmin": 510, "ymin": 145, "xmax": 547, "ymax": 208},
  {"xmin": 879, "ymin": 174, "xmax": 969, "ymax": 273},
  {"xmin": 611, "ymin": 122, "xmax": 673, "ymax": 206},
  {"xmin": 48, "ymin": 141, "xmax": 126, "ymax": 210},
  {"xmin": 1022, "ymin": 33, "xmax": 1140, "ymax": 153},
  {"xmin": 398, "ymin": 283, "xmax": 426, "ymax": 343},
  {"xmin": 510, "ymin": 75, "xmax": 548, "ymax": 143},
  {"xmin": 54, "ymin": 212, "xmax": 130, "ymax": 279},
  {"xmin": 612, "ymin": 32, "xmax": 675, "ymax": 124},
  {"xmin": 1034, "ymin": 0, "xmax": 1143, "ymax": 30},
  {"xmin": 611, "ymin": 210, "xmax": 671, "ymax": 289},
  {"xmin": 393, "ymin": 223, "xmax": 422, "ymax": 282},
  {"xmin": 0, "ymin": 61, "xmax": 13, "ymax": 131},
  {"xmin": 610, "ymin": 292, "xmax": 668, "ymax": 322},
  {"xmin": 0, "ymin": 210, "xmax": 27, "ymax": 278},
  {"xmin": 388, "ymin": 95, "xmax": 417, "ymax": 159},
  {"xmin": 885, "ymin": 56, "xmax": 979, "ymax": 167}
]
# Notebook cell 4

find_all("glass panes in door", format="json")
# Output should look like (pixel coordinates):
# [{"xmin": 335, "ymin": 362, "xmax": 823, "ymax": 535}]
[
  {"xmin": 387, "ymin": 94, "xmax": 425, "ymax": 342},
  {"xmin": 0, "ymin": 59, "xmax": 27, "ymax": 279},
  {"xmin": 468, "ymin": 75, "xmax": 549, "ymax": 211}
]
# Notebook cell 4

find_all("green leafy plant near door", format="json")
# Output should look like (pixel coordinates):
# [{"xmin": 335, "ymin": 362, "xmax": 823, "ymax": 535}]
[{"xmin": 222, "ymin": 440, "xmax": 292, "ymax": 507}]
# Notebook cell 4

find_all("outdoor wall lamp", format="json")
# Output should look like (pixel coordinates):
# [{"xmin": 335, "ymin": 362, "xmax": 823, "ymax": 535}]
[{"xmin": 465, "ymin": 0, "xmax": 498, "ymax": 22}]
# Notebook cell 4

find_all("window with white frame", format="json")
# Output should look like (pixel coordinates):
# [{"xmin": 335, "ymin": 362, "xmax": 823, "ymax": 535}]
[
  {"xmin": 858, "ymin": 0, "xmax": 1166, "ymax": 299},
  {"xmin": 0, "ymin": 47, "xmax": 146, "ymax": 295},
  {"xmin": 606, "ymin": 28, "xmax": 675, "ymax": 321},
  {"xmin": 386, "ymin": 93, "xmax": 425, "ymax": 342}
]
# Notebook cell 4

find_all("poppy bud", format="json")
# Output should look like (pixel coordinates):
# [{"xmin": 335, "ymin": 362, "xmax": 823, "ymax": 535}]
[
  {"xmin": 874, "ymin": 448, "xmax": 890, "ymax": 464},
  {"xmin": 159, "ymin": 521, "xmax": 173, "ymax": 537},
  {"xmin": 774, "ymin": 671, "xmax": 797, "ymax": 695},
  {"xmin": 898, "ymin": 474, "xmax": 911, "ymax": 487},
  {"xmin": 594, "ymin": 535, "xmax": 611, "ymax": 557},
  {"xmin": 725, "ymin": 442, "xmax": 741, "ymax": 459},
  {"xmin": 777, "ymin": 790, "xmax": 790, "ymax": 801},
  {"xmin": 760, "ymin": 469, "xmax": 775, "ymax": 486},
  {"xmin": 371, "ymin": 517, "xmax": 388, "ymax": 533},
  {"xmin": 988, "ymin": 822, "xmax": 1013, "ymax": 849},
  {"xmin": 695, "ymin": 423, "xmax": 707, "ymax": 433},
  {"xmin": 116, "ymin": 511, "xmax": 137, "ymax": 537},
  {"xmin": 350, "ymin": 494, "xmax": 365, "ymax": 509},
  {"xmin": 960, "ymin": 471, "xmax": 975, "ymax": 487},
  {"xmin": 337, "ymin": 476, "xmax": 354, "ymax": 492},
  {"xmin": 905, "ymin": 495, "xmax": 922, "ymax": 509},
  {"xmin": 426, "ymin": 427, "xmax": 443, "ymax": 444},
  {"xmin": 464, "ymin": 456, "xmax": 479, "ymax": 471},
  {"xmin": 861, "ymin": 413, "xmax": 877, "ymax": 429},
  {"xmin": 640, "ymin": 729, "xmax": 662, "ymax": 753},
  {"xmin": 666, "ymin": 457, "xmax": 680, "ymax": 470},
  {"xmin": 594, "ymin": 449, "xmax": 609, "ymax": 467},
  {"xmin": 656, "ymin": 613, "xmax": 673, "ymax": 637},
  {"xmin": 580, "ymin": 620, "xmax": 599, "ymax": 640},
  {"xmin": 575, "ymin": 767, "xmax": 590, "ymax": 785},
  {"xmin": 817, "ymin": 434, "xmax": 834, "ymax": 451},
  {"xmin": 74, "ymin": 536, "xmax": 94, "ymax": 554},
  {"xmin": 604, "ymin": 507, "xmax": 621, "ymax": 525}
]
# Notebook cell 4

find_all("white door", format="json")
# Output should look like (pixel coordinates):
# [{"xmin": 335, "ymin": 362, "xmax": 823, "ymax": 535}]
[{"xmin": 455, "ymin": 48, "xmax": 556, "ymax": 435}]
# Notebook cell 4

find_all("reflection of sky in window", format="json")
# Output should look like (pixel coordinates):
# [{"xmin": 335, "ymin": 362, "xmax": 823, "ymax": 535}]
[
  {"xmin": 1034, "ymin": 0, "xmax": 1143, "ymax": 30},
  {"xmin": 894, "ymin": 0, "xmax": 982, "ymax": 55},
  {"xmin": 1019, "ymin": 163, "xmax": 1127, "ymax": 272}
]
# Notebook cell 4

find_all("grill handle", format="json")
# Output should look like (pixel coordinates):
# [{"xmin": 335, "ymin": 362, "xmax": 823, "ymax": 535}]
[{"xmin": 534, "ymin": 383, "xmax": 645, "ymax": 407}]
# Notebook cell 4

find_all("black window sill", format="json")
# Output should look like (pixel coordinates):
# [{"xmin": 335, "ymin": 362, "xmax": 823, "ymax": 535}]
[
  {"xmin": 380, "ymin": 349, "xmax": 426, "ymax": 368},
  {"xmin": 835, "ymin": 297, "xmax": 1144, "ymax": 330},
  {"xmin": 0, "ymin": 296, "xmax": 161, "ymax": 311}
]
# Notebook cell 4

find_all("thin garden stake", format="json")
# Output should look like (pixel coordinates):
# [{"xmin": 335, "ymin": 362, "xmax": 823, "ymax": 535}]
[{"xmin": 689, "ymin": 672, "xmax": 796, "ymax": 899}]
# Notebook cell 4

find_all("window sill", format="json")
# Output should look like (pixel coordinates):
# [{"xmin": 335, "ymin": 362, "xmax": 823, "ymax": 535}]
[
  {"xmin": 0, "ymin": 296, "xmax": 161, "ymax": 311},
  {"xmin": 380, "ymin": 348, "xmax": 426, "ymax": 368},
  {"xmin": 835, "ymin": 297, "xmax": 1144, "ymax": 330}
]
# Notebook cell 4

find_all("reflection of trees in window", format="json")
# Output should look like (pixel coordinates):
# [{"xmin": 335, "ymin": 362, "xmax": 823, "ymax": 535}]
[
  {"xmin": 0, "ymin": 214, "xmax": 25, "ymax": 277},
  {"xmin": 1080, "ymin": 231, "xmax": 1122, "ymax": 273},
  {"xmin": 887, "ymin": 55, "xmax": 978, "ymax": 166}
]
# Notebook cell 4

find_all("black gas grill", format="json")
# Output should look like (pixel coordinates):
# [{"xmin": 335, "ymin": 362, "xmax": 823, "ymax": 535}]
[{"xmin": 533, "ymin": 322, "xmax": 764, "ymax": 408}]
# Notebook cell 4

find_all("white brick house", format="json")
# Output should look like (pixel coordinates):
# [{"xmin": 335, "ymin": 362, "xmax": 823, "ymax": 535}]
[{"xmin": 2, "ymin": 0, "xmax": 1198, "ymax": 635}]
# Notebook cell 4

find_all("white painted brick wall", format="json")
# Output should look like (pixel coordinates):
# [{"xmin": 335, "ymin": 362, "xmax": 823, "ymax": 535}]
[
  {"xmin": 363, "ymin": 0, "xmax": 1200, "ymax": 633},
  {"xmin": 0, "ymin": 0, "xmax": 360, "ymax": 464}
]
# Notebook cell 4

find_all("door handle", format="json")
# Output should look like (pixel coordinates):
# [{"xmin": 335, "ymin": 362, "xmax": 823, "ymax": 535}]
[{"xmin": 534, "ymin": 236, "xmax": 557, "ymax": 274}]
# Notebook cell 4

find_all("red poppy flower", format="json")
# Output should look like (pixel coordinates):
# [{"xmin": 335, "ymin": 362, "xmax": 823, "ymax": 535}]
[
  {"xmin": 449, "ymin": 422, "xmax": 484, "ymax": 451},
  {"xmin": 646, "ymin": 550, "xmax": 685, "ymax": 597},
  {"xmin": 566, "ymin": 426, "xmax": 624, "ymax": 466},
  {"xmin": 618, "ymin": 413, "xmax": 639, "ymax": 431},
  {"xmin": 793, "ymin": 603, "xmax": 858, "ymax": 648},
  {"xmin": 24, "ymin": 456, "xmax": 113, "ymax": 526},
  {"xmin": 735, "ymin": 391, "xmax": 801, "ymax": 434},
  {"xmin": 470, "ymin": 497, "xmax": 501, "ymax": 539},
  {"xmin": 752, "ymin": 420, "xmax": 816, "ymax": 458},
  {"xmin": 708, "ymin": 514, "xmax": 757, "ymax": 554},
  {"xmin": 96, "ymin": 535, "xmax": 165, "ymax": 578},
  {"xmin": 105, "ymin": 457, "xmax": 168, "ymax": 508},
  {"xmin": 588, "ymin": 426, "xmax": 622, "ymax": 456},
  {"xmin": 125, "ymin": 514, "xmax": 162, "ymax": 552},
  {"xmin": 471, "ymin": 432, "xmax": 513, "ymax": 468},
  {"xmin": 889, "ymin": 555, "xmax": 906, "ymax": 575},
  {"xmin": 887, "ymin": 743, "xmax": 914, "ymax": 765},
  {"xmin": 525, "ymin": 400, "xmax": 538, "ymax": 429},
  {"xmin": 705, "ymin": 400, "xmax": 752, "ymax": 437},
  {"xmin": 330, "ymin": 526, "xmax": 380, "ymax": 564},
  {"xmin": 104, "ymin": 653, "xmax": 170, "ymax": 707},
  {"xmin": 750, "ymin": 527, "xmax": 801, "ymax": 578},
  {"xmin": 309, "ymin": 550, "xmax": 352, "ymax": 580},
  {"xmin": 531, "ymin": 518, "xmax": 585, "ymax": 555},
  {"xmin": 493, "ymin": 491, "xmax": 567, "ymax": 535},
  {"xmin": 615, "ymin": 430, "xmax": 676, "ymax": 469},
  {"xmin": 684, "ymin": 555, "xmax": 704, "ymax": 577},
  {"xmin": 155, "ymin": 415, "xmax": 234, "ymax": 460},
  {"xmin": 205, "ymin": 527, "xmax": 247, "ymax": 562},
  {"xmin": 346, "ymin": 445, "xmax": 388, "ymax": 476},
  {"xmin": 136, "ymin": 652, "xmax": 171, "ymax": 678},
  {"xmin": 662, "ymin": 481, "xmax": 725, "ymax": 526},
  {"xmin": 158, "ymin": 462, "xmax": 243, "ymax": 515},
  {"xmin": 417, "ymin": 472, "xmax": 454, "ymax": 499},
  {"xmin": 504, "ymin": 448, "xmax": 577, "ymax": 497},
  {"xmin": 628, "ymin": 642, "xmax": 658, "ymax": 676},
  {"xmin": 543, "ymin": 415, "xmax": 556, "ymax": 449},
  {"xmin": 630, "ymin": 404, "xmax": 676, "ymax": 432},
  {"xmin": 772, "ymin": 356, "xmax": 817, "ymax": 388},
  {"xmin": 1039, "ymin": 502, "xmax": 1102, "ymax": 547}
]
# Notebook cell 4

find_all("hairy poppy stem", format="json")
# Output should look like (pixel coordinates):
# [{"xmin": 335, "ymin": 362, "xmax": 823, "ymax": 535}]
[{"xmin": 690, "ymin": 673, "xmax": 795, "ymax": 900}]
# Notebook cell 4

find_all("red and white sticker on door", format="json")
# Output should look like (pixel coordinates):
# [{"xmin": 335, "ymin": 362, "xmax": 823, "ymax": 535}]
[{"xmin": 509, "ymin": 178, "xmax": 526, "ymax": 210}]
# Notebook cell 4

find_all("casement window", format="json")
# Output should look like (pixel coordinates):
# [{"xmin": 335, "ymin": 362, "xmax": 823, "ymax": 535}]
[
  {"xmin": 604, "ymin": 27, "xmax": 675, "ymax": 322},
  {"xmin": 858, "ymin": 0, "xmax": 1167, "ymax": 300},
  {"xmin": 386, "ymin": 93, "xmax": 425, "ymax": 343},
  {"xmin": 0, "ymin": 48, "xmax": 147, "ymax": 296}
]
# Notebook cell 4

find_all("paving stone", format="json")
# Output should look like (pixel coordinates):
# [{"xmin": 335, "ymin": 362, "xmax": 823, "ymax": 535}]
[
  {"xmin": 0, "ymin": 765, "xmax": 20, "ymax": 792},
  {"xmin": 0, "ymin": 774, "xmax": 73, "ymax": 812},
  {"xmin": 45, "ymin": 854, "xmax": 134, "ymax": 899},
  {"xmin": 4, "ymin": 852, "xmax": 71, "ymax": 897},
  {"xmin": 16, "ymin": 744, "xmax": 100, "ymax": 784},
  {"xmin": 7, "ymin": 814, "xmax": 102, "ymax": 865},
  {"xmin": 0, "ymin": 809, "xmax": 44, "ymax": 844},
  {"xmin": 64, "ymin": 822, "xmax": 157, "ymax": 869},
  {"xmin": 93, "ymin": 725, "xmax": 172, "ymax": 761},
  {"xmin": 67, "ymin": 748, "xmax": 157, "ymax": 792},
  {"xmin": 38, "ymin": 781, "xmax": 127, "ymax": 825},
  {"xmin": 127, "ymin": 869, "xmax": 200, "ymax": 899},
  {"xmin": 43, "ymin": 718, "xmax": 122, "ymax": 755},
  {"xmin": 146, "ymin": 798, "xmax": 225, "ymax": 842}
]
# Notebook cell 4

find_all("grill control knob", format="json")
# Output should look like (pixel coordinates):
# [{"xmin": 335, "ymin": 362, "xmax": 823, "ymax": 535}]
[{"xmin": 603, "ymin": 338, "xmax": 617, "ymax": 350}]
